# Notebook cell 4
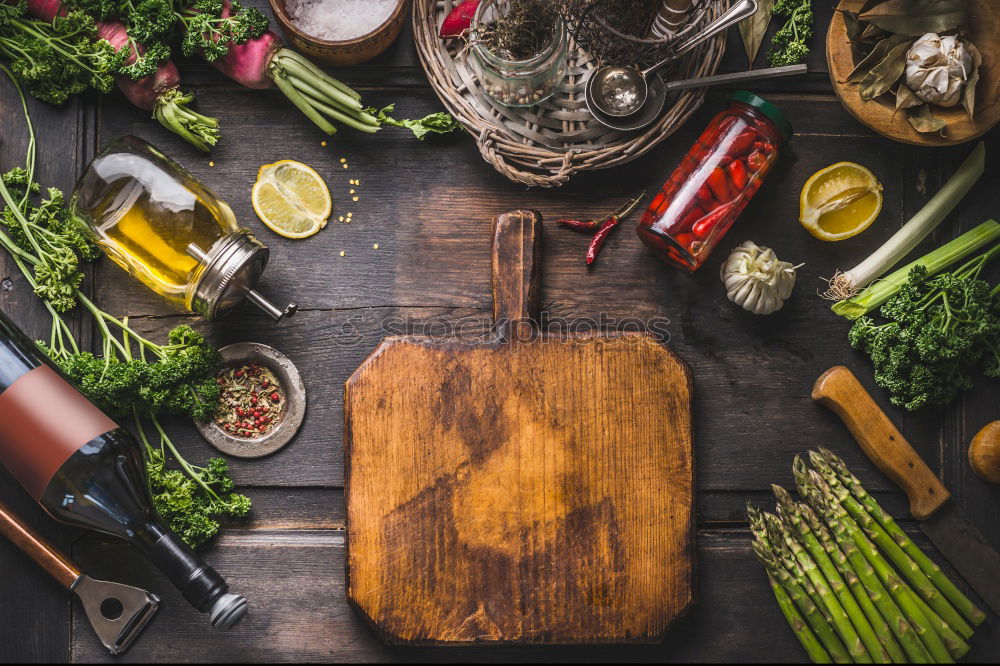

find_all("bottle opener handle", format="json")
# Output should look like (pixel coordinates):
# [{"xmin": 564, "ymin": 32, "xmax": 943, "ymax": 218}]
[
  {"xmin": 0, "ymin": 499, "xmax": 159, "ymax": 655},
  {"xmin": 0, "ymin": 499, "xmax": 78, "ymax": 588}
]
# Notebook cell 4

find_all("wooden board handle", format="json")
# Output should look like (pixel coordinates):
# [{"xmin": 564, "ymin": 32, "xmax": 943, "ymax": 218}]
[
  {"xmin": 811, "ymin": 366, "xmax": 949, "ymax": 520},
  {"xmin": 491, "ymin": 209, "xmax": 542, "ymax": 342},
  {"xmin": 0, "ymin": 500, "xmax": 79, "ymax": 589}
]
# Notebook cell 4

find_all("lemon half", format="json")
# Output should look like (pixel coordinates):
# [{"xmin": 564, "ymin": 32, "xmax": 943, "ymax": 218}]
[
  {"xmin": 251, "ymin": 160, "xmax": 332, "ymax": 239},
  {"xmin": 800, "ymin": 162, "xmax": 883, "ymax": 241}
]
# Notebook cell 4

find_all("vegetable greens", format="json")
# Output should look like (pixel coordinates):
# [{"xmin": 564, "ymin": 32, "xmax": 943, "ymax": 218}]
[
  {"xmin": 768, "ymin": 0, "xmax": 814, "ymax": 66},
  {"xmin": 372, "ymin": 104, "xmax": 461, "ymax": 141},
  {"xmin": 0, "ymin": 4, "xmax": 122, "ymax": 103},
  {"xmin": 0, "ymin": 68, "xmax": 248, "ymax": 547},
  {"xmin": 848, "ymin": 245, "xmax": 1000, "ymax": 410}
]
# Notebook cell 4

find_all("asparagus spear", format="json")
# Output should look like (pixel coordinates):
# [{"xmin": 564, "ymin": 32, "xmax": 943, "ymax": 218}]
[
  {"xmin": 757, "ymin": 506, "xmax": 837, "ymax": 627},
  {"xmin": 774, "ymin": 486, "xmax": 890, "ymax": 663},
  {"xmin": 753, "ymin": 538, "xmax": 849, "ymax": 664},
  {"xmin": 809, "ymin": 452, "xmax": 975, "ymax": 640},
  {"xmin": 819, "ymin": 447, "xmax": 986, "ymax": 628},
  {"xmin": 765, "ymin": 510, "xmax": 874, "ymax": 663},
  {"xmin": 794, "ymin": 459, "xmax": 934, "ymax": 664},
  {"xmin": 796, "ymin": 500, "xmax": 906, "ymax": 664},
  {"xmin": 808, "ymin": 468, "xmax": 961, "ymax": 663},
  {"xmin": 769, "ymin": 570, "xmax": 835, "ymax": 664}
]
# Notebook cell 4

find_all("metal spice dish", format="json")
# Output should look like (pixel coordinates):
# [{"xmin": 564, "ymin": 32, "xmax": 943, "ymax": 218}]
[{"xmin": 195, "ymin": 343, "xmax": 307, "ymax": 459}]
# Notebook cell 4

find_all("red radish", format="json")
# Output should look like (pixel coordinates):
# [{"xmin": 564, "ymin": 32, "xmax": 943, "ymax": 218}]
[
  {"xmin": 182, "ymin": 0, "xmax": 380, "ymax": 136},
  {"xmin": 440, "ymin": 0, "xmax": 479, "ymax": 39},
  {"xmin": 18, "ymin": 0, "xmax": 220, "ymax": 151}
]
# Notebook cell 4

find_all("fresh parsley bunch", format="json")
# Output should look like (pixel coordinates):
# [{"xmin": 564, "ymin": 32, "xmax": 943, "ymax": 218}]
[
  {"xmin": 848, "ymin": 251, "xmax": 1000, "ymax": 410},
  {"xmin": 178, "ymin": 0, "xmax": 269, "ymax": 61}
]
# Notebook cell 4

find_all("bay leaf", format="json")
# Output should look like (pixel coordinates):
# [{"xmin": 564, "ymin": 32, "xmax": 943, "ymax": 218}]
[
  {"xmin": 847, "ymin": 34, "xmax": 911, "ymax": 83},
  {"xmin": 860, "ymin": 0, "xmax": 889, "ymax": 12},
  {"xmin": 859, "ymin": 22, "xmax": 888, "ymax": 43},
  {"xmin": 859, "ymin": 0, "xmax": 966, "ymax": 36},
  {"xmin": 839, "ymin": 10, "xmax": 863, "ymax": 42},
  {"xmin": 963, "ymin": 41, "xmax": 982, "ymax": 119},
  {"xmin": 895, "ymin": 85, "xmax": 921, "ymax": 110},
  {"xmin": 907, "ymin": 104, "xmax": 948, "ymax": 133},
  {"xmin": 859, "ymin": 39, "xmax": 913, "ymax": 100},
  {"xmin": 738, "ymin": 0, "xmax": 774, "ymax": 66}
]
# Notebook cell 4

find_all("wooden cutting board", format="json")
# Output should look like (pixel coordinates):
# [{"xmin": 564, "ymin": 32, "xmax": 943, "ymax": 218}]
[{"xmin": 344, "ymin": 210, "xmax": 694, "ymax": 645}]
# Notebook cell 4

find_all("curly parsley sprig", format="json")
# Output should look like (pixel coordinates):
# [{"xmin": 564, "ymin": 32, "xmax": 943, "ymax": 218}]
[
  {"xmin": 0, "ymin": 4, "xmax": 123, "ymax": 103},
  {"xmin": 848, "ymin": 246, "xmax": 1000, "ymax": 410},
  {"xmin": 767, "ymin": 0, "xmax": 813, "ymax": 66}
]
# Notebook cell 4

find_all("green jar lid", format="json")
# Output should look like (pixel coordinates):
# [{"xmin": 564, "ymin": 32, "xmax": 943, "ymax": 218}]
[{"xmin": 731, "ymin": 90, "xmax": 792, "ymax": 140}]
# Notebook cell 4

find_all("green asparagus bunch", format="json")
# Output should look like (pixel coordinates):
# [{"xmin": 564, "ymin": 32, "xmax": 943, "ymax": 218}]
[{"xmin": 749, "ymin": 450, "xmax": 985, "ymax": 663}]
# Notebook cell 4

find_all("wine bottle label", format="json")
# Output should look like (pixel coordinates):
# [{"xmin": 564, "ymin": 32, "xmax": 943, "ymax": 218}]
[{"xmin": 0, "ymin": 365, "xmax": 118, "ymax": 499}]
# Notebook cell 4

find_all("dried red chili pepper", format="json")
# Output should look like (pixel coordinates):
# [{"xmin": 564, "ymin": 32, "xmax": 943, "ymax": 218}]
[
  {"xmin": 557, "ymin": 218, "xmax": 602, "ymax": 231},
  {"xmin": 706, "ymin": 166, "xmax": 734, "ymax": 203},
  {"xmin": 727, "ymin": 159, "xmax": 749, "ymax": 191},
  {"xmin": 586, "ymin": 217, "xmax": 619, "ymax": 265}
]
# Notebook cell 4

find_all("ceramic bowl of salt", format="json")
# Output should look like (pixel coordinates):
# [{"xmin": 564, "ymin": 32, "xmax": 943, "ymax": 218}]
[{"xmin": 270, "ymin": 0, "xmax": 409, "ymax": 66}]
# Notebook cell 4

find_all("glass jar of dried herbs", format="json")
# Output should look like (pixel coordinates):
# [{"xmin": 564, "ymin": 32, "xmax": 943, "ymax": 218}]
[{"xmin": 471, "ymin": 0, "xmax": 568, "ymax": 107}]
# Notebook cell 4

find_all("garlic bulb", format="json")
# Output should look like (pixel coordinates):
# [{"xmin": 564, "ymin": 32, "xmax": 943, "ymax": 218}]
[
  {"xmin": 721, "ymin": 241, "xmax": 799, "ymax": 315},
  {"xmin": 904, "ymin": 33, "xmax": 974, "ymax": 108}
]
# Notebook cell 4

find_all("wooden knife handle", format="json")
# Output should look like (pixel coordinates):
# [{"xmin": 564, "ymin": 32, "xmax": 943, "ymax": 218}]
[
  {"xmin": 812, "ymin": 366, "xmax": 950, "ymax": 520},
  {"xmin": 491, "ymin": 209, "xmax": 541, "ymax": 342},
  {"xmin": 0, "ymin": 500, "xmax": 79, "ymax": 589}
]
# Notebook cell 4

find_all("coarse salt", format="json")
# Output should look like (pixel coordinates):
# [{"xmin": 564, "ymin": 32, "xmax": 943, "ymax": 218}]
[{"xmin": 285, "ymin": 0, "xmax": 397, "ymax": 41}]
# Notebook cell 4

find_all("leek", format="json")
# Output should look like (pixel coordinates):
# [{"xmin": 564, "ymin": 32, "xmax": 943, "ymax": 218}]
[
  {"xmin": 832, "ymin": 219, "xmax": 1000, "ymax": 319},
  {"xmin": 824, "ymin": 141, "xmax": 985, "ymax": 300}
]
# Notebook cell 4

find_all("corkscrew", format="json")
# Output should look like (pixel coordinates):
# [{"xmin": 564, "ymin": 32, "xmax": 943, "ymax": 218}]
[{"xmin": 0, "ymin": 500, "xmax": 159, "ymax": 655}]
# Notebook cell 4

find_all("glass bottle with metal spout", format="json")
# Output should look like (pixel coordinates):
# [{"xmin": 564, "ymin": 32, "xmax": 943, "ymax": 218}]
[{"xmin": 70, "ymin": 136, "xmax": 296, "ymax": 321}]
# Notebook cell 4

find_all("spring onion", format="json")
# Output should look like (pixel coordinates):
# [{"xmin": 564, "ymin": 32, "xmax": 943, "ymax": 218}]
[
  {"xmin": 833, "ymin": 219, "xmax": 1000, "ymax": 319},
  {"xmin": 824, "ymin": 141, "xmax": 985, "ymax": 301}
]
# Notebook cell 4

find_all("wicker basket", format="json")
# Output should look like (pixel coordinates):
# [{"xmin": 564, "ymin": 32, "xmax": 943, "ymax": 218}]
[{"xmin": 413, "ymin": 0, "xmax": 730, "ymax": 187}]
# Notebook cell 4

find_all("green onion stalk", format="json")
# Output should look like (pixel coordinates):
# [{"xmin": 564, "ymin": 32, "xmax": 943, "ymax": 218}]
[
  {"xmin": 825, "ymin": 141, "xmax": 986, "ymax": 304},
  {"xmin": 833, "ymin": 219, "xmax": 1000, "ymax": 319}
]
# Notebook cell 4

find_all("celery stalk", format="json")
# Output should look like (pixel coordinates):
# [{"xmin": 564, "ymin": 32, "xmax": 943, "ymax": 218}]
[{"xmin": 832, "ymin": 219, "xmax": 1000, "ymax": 319}]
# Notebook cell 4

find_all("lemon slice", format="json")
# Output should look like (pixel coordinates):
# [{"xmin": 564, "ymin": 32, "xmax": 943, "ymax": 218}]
[
  {"xmin": 251, "ymin": 160, "xmax": 331, "ymax": 239},
  {"xmin": 800, "ymin": 162, "xmax": 883, "ymax": 241}
]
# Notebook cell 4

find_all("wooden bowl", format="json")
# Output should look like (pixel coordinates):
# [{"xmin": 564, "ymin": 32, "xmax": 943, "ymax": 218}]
[
  {"xmin": 827, "ymin": 0, "xmax": 1000, "ymax": 146},
  {"xmin": 269, "ymin": 0, "xmax": 409, "ymax": 66}
]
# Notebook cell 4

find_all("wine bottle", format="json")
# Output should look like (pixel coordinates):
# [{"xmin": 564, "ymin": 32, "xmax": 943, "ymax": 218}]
[{"xmin": 0, "ymin": 309, "xmax": 247, "ymax": 629}]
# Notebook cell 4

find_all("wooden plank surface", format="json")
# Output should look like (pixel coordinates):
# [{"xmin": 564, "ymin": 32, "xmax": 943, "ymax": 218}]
[{"xmin": 0, "ymin": 1, "xmax": 998, "ymax": 662}]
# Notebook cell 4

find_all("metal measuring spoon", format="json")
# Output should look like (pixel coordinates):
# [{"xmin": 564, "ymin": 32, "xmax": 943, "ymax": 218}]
[
  {"xmin": 588, "ymin": 64, "xmax": 809, "ymax": 132},
  {"xmin": 586, "ymin": 0, "xmax": 759, "ymax": 118}
]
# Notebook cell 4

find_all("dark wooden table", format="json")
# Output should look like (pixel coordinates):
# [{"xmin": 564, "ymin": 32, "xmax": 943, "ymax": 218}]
[{"xmin": 1, "ymin": 3, "xmax": 998, "ymax": 662}]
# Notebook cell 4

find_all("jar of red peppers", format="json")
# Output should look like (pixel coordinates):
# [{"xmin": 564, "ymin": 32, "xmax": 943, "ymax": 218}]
[{"xmin": 637, "ymin": 91, "xmax": 791, "ymax": 271}]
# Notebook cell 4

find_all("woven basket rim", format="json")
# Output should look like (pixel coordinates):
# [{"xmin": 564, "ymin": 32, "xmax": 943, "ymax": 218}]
[{"xmin": 413, "ymin": 0, "xmax": 729, "ymax": 187}]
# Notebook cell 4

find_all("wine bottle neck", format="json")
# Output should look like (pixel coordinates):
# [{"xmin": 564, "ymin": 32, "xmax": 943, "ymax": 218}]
[{"xmin": 131, "ymin": 520, "xmax": 228, "ymax": 613}]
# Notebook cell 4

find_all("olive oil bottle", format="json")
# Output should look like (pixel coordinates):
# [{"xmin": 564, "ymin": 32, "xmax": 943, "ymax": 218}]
[{"xmin": 72, "ymin": 136, "xmax": 295, "ymax": 320}]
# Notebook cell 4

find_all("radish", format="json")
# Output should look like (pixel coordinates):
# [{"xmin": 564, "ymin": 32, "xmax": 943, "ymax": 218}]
[
  {"xmin": 18, "ymin": 0, "xmax": 220, "ymax": 151},
  {"xmin": 440, "ymin": 0, "xmax": 479, "ymax": 39},
  {"xmin": 180, "ymin": 0, "xmax": 379, "ymax": 135}
]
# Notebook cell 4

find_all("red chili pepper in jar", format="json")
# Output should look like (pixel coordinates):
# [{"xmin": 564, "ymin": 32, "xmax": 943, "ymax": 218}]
[
  {"xmin": 706, "ymin": 167, "xmax": 735, "ymax": 203},
  {"xmin": 691, "ymin": 203, "xmax": 736, "ymax": 240},
  {"xmin": 747, "ymin": 149, "xmax": 767, "ymax": 171},
  {"xmin": 726, "ymin": 127, "xmax": 758, "ymax": 158},
  {"xmin": 727, "ymin": 159, "xmax": 749, "ymax": 192}
]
